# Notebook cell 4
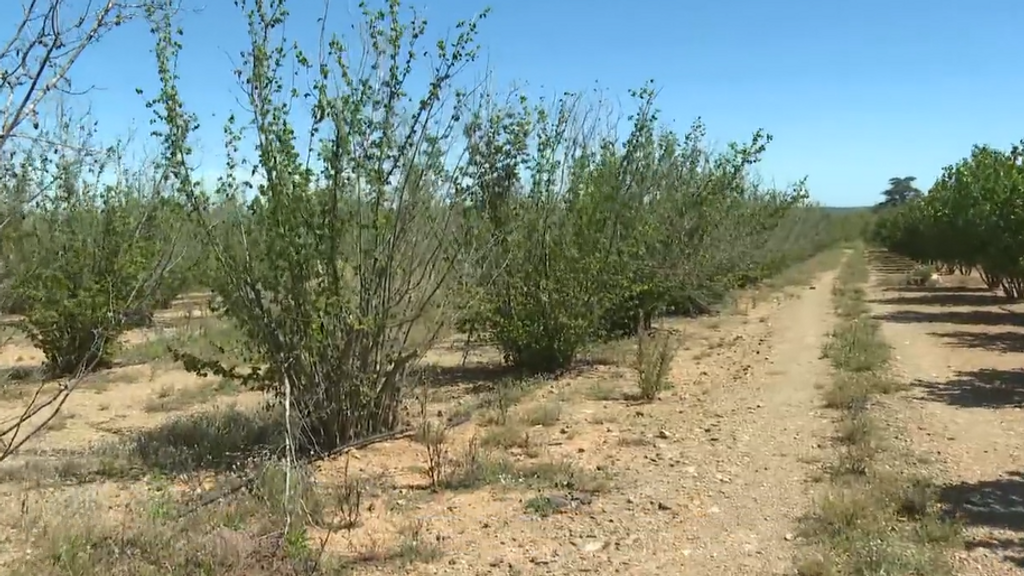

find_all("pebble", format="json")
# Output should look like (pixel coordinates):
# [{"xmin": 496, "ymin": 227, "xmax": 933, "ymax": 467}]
[{"xmin": 577, "ymin": 540, "xmax": 607, "ymax": 553}]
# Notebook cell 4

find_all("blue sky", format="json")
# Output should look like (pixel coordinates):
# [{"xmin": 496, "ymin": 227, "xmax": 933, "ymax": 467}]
[{"xmin": 11, "ymin": 0, "xmax": 1024, "ymax": 206}]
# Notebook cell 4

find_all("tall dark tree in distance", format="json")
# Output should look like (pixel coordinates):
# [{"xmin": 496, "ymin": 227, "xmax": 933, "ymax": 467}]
[{"xmin": 877, "ymin": 176, "xmax": 923, "ymax": 209}]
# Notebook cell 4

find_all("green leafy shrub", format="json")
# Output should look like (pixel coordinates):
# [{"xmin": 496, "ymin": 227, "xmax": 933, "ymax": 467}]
[
  {"xmin": 873, "ymin": 142, "xmax": 1024, "ymax": 299},
  {"xmin": 459, "ymin": 87, "xmax": 858, "ymax": 373},
  {"xmin": 150, "ymin": 0, "xmax": 491, "ymax": 451},
  {"xmin": 142, "ymin": 0, "xmax": 869, "ymax": 450},
  {"xmin": 7, "ymin": 156, "xmax": 178, "ymax": 377}
]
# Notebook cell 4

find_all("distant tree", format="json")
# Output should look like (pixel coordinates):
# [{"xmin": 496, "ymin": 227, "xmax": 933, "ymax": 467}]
[{"xmin": 877, "ymin": 176, "xmax": 923, "ymax": 209}]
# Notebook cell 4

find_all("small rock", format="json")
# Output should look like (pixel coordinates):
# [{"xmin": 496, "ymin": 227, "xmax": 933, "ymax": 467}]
[
  {"xmin": 657, "ymin": 429, "xmax": 671, "ymax": 439},
  {"xmin": 784, "ymin": 533, "xmax": 795, "ymax": 541},
  {"xmin": 657, "ymin": 501, "xmax": 672, "ymax": 511},
  {"xmin": 577, "ymin": 540, "xmax": 607, "ymax": 553}
]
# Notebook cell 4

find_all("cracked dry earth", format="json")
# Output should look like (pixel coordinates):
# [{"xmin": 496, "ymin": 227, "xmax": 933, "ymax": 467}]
[
  {"xmin": 868, "ymin": 260, "xmax": 1024, "ymax": 575},
  {"xmin": 315, "ymin": 267, "xmax": 841, "ymax": 576}
]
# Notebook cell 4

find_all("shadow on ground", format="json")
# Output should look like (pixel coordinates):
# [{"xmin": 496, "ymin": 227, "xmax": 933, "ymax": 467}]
[
  {"xmin": 872, "ymin": 293, "xmax": 1013, "ymax": 307},
  {"xmin": 413, "ymin": 362, "xmax": 521, "ymax": 390},
  {"xmin": 880, "ymin": 286, "xmax": 986, "ymax": 295},
  {"xmin": 940, "ymin": 471, "xmax": 1024, "ymax": 567},
  {"xmin": 913, "ymin": 368, "xmax": 1024, "ymax": 408},
  {"xmin": 873, "ymin": 309, "xmax": 1024, "ymax": 328},
  {"xmin": 933, "ymin": 330, "xmax": 1024, "ymax": 354}
]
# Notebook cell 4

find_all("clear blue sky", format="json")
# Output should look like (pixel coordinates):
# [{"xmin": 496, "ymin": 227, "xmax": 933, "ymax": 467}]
[{"xmin": 13, "ymin": 0, "xmax": 1024, "ymax": 206}]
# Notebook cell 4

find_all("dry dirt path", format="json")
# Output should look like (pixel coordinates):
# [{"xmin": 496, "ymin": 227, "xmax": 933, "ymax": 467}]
[
  {"xmin": 868, "ymin": 257, "xmax": 1024, "ymax": 575},
  {"xmin": 616, "ymin": 266, "xmax": 840, "ymax": 575},
  {"xmin": 0, "ymin": 267, "xmax": 845, "ymax": 576}
]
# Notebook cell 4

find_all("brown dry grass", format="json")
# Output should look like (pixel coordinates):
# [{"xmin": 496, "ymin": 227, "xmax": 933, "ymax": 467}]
[
  {"xmin": 0, "ymin": 252, "xmax": 849, "ymax": 575},
  {"xmin": 794, "ymin": 248, "xmax": 961, "ymax": 576},
  {"xmin": 866, "ymin": 255, "xmax": 1024, "ymax": 575}
]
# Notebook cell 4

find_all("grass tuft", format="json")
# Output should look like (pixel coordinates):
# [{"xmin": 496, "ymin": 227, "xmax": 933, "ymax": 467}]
[{"xmin": 796, "ymin": 244, "xmax": 960, "ymax": 576}]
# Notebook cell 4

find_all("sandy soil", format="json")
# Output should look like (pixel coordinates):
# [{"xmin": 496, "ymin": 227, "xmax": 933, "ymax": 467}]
[
  {"xmin": 0, "ymin": 272, "xmax": 847, "ymax": 574},
  {"xmin": 869, "ymin": 255, "xmax": 1024, "ymax": 575}
]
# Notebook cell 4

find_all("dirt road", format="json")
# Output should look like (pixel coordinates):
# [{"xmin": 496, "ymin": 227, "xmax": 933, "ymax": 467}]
[
  {"xmin": 868, "ymin": 260, "xmax": 1024, "ymax": 575},
  {"xmin": 618, "ymin": 268, "xmax": 839, "ymax": 574},
  {"xmin": 20, "ymin": 249, "xmax": 1024, "ymax": 575},
  {"xmin": 0, "ymin": 262, "xmax": 847, "ymax": 575},
  {"xmin": 330, "ymin": 264, "xmax": 846, "ymax": 575}
]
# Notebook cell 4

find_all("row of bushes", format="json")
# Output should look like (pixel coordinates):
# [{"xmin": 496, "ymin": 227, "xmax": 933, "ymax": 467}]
[
  {"xmin": 872, "ymin": 141, "xmax": 1024, "ymax": 298},
  {"xmin": 0, "ymin": 0, "xmax": 868, "ymax": 452}
]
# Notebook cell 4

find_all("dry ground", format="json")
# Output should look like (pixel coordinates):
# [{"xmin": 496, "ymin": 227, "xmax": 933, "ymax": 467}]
[
  {"xmin": 868, "ymin": 254, "xmax": 1024, "ymax": 575},
  {"xmin": 0, "ymin": 251, "xmax": 860, "ymax": 575}
]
